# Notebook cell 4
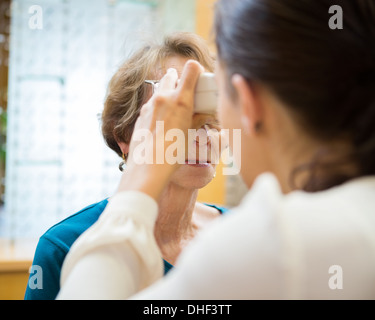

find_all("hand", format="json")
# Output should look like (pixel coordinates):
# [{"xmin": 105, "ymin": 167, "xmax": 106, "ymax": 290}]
[{"xmin": 117, "ymin": 60, "xmax": 204, "ymax": 200}]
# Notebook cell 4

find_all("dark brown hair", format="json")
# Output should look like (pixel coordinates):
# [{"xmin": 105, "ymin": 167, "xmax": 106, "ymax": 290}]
[
  {"xmin": 215, "ymin": 0, "xmax": 375, "ymax": 191},
  {"xmin": 102, "ymin": 32, "xmax": 214, "ymax": 158}
]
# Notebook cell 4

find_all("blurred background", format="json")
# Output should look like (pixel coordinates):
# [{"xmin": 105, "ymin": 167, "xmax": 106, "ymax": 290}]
[{"xmin": 0, "ymin": 0, "xmax": 247, "ymax": 299}]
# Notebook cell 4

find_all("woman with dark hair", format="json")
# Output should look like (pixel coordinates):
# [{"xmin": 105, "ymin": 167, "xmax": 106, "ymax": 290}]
[{"xmin": 58, "ymin": 0, "xmax": 375, "ymax": 299}]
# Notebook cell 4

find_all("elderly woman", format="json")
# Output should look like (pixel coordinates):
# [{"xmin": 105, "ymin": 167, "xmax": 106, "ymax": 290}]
[
  {"xmin": 58, "ymin": 0, "xmax": 375, "ymax": 300},
  {"xmin": 25, "ymin": 32, "xmax": 227, "ymax": 300}
]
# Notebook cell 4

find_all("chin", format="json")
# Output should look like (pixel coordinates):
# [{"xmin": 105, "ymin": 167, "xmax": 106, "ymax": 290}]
[{"xmin": 170, "ymin": 163, "xmax": 216, "ymax": 189}]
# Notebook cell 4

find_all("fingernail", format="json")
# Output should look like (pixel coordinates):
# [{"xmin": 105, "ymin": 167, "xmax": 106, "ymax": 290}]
[{"xmin": 192, "ymin": 60, "xmax": 204, "ymax": 72}]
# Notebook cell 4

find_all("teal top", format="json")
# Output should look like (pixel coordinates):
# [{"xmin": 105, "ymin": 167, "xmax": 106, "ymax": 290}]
[{"xmin": 24, "ymin": 198, "xmax": 228, "ymax": 300}]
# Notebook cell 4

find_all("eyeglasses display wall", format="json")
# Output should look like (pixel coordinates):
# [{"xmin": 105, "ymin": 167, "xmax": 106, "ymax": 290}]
[{"xmin": 2, "ymin": 0, "xmax": 195, "ymax": 239}]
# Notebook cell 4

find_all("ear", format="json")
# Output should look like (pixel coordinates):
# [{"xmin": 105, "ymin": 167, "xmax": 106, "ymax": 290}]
[
  {"xmin": 231, "ymin": 74, "xmax": 262, "ymax": 136},
  {"xmin": 117, "ymin": 141, "xmax": 129, "ymax": 156}
]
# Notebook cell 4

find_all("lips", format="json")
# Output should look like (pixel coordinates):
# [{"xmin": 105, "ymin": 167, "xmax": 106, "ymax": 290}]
[{"xmin": 185, "ymin": 160, "xmax": 211, "ymax": 167}]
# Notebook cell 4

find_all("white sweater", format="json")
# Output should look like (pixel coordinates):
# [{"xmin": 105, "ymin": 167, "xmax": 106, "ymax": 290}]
[{"xmin": 57, "ymin": 173, "xmax": 375, "ymax": 299}]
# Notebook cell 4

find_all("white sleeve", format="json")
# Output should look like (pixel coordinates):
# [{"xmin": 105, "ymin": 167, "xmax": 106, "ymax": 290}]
[
  {"xmin": 130, "ymin": 216, "xmax": 284, "ymax": 300},
  {"xmin": 131, "ymin": 174, "xmax": 285, "ymax": 300},
  {"xmin": 58, "ymin": 173, "xmax": 285, "ymax": 300},
  {"xmin": 57, "ymin": 191, "xmax": 163, "ymax": 300}
]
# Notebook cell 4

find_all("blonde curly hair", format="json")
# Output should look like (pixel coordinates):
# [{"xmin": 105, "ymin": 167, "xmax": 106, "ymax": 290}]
[{"xmin": 101, "ymin": 32, "xmax": 215, "ymax": 158}]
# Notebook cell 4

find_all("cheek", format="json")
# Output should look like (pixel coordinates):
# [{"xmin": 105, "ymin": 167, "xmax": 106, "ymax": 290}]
[
  {"xmin": 218, "ymin": 90, "xmax": 236, "ymax": 131},
  {"xmin": 217, "ymin": 89, "xmax": 243, "ymax": 167}
]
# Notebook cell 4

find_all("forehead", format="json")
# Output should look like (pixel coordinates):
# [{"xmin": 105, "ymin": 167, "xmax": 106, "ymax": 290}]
[{"xmin": 155, "ymin": 55, "xmax": 194, "ymax": 79}]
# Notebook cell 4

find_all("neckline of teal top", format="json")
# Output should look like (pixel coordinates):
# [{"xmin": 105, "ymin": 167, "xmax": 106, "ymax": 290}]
[{"xmin": 163, "ymin": 259, "xmax": 174, "ymax": 274}]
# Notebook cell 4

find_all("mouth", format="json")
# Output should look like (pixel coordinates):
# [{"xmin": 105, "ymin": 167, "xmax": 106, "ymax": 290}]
[{"xmin": 185, "ymin": 160, "xmax": 211, "ymax": 167}]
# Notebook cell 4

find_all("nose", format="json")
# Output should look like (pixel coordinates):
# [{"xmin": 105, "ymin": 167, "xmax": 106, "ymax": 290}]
[{"xmin": 194, "ymin": 125, "xmax": 212, "ymax": 146}]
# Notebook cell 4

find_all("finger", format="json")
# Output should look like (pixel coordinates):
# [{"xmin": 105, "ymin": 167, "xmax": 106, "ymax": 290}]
[
  {"xmin": 157, "ymin": 68, "xmax": 179, "ymax": 92},
  {"xmin": 177, "ymin": 60, "xmax": 204, "ymax": 94}
]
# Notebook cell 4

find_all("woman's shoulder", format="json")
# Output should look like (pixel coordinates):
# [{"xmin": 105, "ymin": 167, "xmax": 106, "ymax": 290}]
[
  {"xmin": 40, "ymin": 198, "xmax": 109, "ymax": 251},
  {"xmin": 195, "ymin": 202, "xmax": 222, "ymax": 217}
]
